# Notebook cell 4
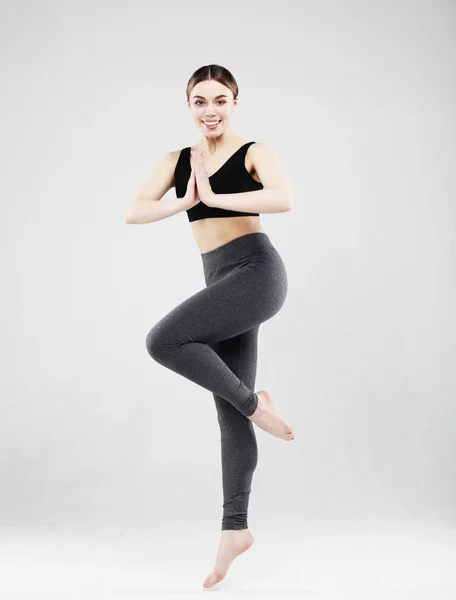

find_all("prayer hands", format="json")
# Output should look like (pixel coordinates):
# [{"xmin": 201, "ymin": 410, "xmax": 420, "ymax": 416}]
[{"xmin": 193, "ymin": 150, "xmax": 216, "ymax": 207}]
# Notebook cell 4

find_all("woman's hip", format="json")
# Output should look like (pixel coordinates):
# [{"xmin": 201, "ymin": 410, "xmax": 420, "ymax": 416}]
[{"xmin": 201, "ymin": 232, "xmax": 287, "ymax": 290}]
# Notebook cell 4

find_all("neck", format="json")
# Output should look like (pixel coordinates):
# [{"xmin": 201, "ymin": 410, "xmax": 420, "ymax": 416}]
[{"xmin": 201, "ymin": 129, "xmax": 239, "ymax": 154}]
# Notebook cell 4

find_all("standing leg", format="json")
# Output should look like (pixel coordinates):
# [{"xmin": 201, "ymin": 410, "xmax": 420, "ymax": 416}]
[{"xmin": 209, "ymin": 325, "xmax": 260, "ymax": 531}]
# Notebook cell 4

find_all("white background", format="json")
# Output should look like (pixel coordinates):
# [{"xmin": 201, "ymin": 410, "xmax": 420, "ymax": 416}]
[{"xmin": 1, "ymin": 0, "xmax": 455, "ymax": 596}]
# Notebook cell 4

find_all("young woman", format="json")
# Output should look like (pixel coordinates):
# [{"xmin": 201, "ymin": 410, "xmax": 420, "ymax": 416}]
[{"xmin": 124, "ymin": 64, "xmax": 295, "ymax": 589}]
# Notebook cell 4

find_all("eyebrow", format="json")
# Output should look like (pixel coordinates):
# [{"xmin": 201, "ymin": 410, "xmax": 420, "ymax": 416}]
[{"xmin": 192, "ymin": 94, "xmax": 228, "ymax": 100}]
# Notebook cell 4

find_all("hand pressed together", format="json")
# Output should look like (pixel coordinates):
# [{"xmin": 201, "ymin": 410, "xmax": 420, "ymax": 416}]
[
  {"xmin": 192, "ymin": 150, "xmax": 216, "ymax": 207},
  {"xmin": 181, "ymin": 149, "xmax": 217, "ymax": 210}
]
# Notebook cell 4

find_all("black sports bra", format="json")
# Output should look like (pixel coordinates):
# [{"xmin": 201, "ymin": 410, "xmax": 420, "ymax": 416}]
[{"xmin": 173, "ymin": 141, "xmax": 264, "ymax": 223}]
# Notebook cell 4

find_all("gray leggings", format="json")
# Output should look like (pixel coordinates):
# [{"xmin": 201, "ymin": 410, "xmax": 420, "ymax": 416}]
[{"xmin": 145, "ymin": 232, "xmax": 288, "ymax": 530}]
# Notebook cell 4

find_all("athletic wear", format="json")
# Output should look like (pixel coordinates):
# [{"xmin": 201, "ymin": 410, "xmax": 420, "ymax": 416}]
[
  {"xmin": 173, "ymin": 141, "xmax": 263, "ymax": 222},
  {"xmin": 145, "ymin": 232, "xmax": 288, "ymax": 530}
]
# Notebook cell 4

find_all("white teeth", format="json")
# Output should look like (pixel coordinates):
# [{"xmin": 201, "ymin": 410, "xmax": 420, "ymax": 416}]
[{"xmin": 203, "ymin": 121, "xmax": 220, "ymax": 125}]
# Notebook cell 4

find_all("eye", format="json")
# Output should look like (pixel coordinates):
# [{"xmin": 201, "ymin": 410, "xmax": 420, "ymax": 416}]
[{"xmin": 195, "ymin": 100, "xmax": 226, "ymax": 106}]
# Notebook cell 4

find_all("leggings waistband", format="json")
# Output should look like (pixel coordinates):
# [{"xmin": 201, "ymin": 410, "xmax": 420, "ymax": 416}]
[{"xmin": 200, "ymin": 232, "xmax": 274, "ymax": 271}]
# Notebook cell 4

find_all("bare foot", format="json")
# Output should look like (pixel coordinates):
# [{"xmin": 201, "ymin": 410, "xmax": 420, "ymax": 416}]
[
  {"xmin": 247, "ymin": 390, "xmax": 294, "ymax": 441},
  {"xmin": 203, "ymin": 529, "xmax": 255, "ymax": 589}
]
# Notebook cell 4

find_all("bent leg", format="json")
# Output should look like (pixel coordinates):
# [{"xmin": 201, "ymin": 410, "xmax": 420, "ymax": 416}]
[
  {"xmin": 210, "ymin": 326, "xmax": 259, "ymax": 531},
  {"xmin": 145, "ymin": 258, "xmax": 286, "ymax": 417}
]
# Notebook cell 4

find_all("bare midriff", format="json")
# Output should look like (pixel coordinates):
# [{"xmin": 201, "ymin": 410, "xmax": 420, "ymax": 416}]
[{"xmin": 191, "ymin": 216, "xmax": 265, "ymax": 253}]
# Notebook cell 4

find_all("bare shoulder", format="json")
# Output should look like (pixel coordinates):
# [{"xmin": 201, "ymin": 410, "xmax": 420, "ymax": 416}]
[
  {"xmin": 247, "ymin": 142, "xmax": 282, "ymax": 169},
  {"xmin": 248, "ymin": 141, "xmax": 280, "ymax": 160},
  {"xmin": 134, "ymin": 149, "xmax": 182, "ymax": 202},
  {"xmin": 247, "ymin": 142, "xmax": 293, "ymax": 199},
  {"xmin": 161, "ymin": 148, "xmax": 182, "ymax": 175}
]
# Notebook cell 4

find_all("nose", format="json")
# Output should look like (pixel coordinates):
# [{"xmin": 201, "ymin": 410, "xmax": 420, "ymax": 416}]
[{"xmin": 204, "ymin": 103, "xmax": 218, "ymax": 116}]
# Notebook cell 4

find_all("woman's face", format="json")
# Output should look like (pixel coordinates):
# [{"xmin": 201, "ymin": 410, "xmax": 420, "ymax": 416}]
[{"xmin": 188, "ymin": 79, "xmax": 237, "ymax": 136}]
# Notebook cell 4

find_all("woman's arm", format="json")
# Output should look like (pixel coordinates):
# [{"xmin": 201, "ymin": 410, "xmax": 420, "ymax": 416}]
[
  {"xmin": 204, "ymin": 143, "xmax": 293, "ymax": 213},
  {"xmin": 124, "ymin": 151, "xmax": 185, "ymax": 224},
  {"xmin": 125, "ymin": 196, "xmax": 186, "ymax": 224},
  {"xmin": 208, "ymin": 187, "xmax": 291, "ymax": 213}
]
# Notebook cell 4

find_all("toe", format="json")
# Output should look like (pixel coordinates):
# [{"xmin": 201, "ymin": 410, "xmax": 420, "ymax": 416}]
[{"xmin": 203, "ymin": 571, "xmax": 224, "ymax": 588}]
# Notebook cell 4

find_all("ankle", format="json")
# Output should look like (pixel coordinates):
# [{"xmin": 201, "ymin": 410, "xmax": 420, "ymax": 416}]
[{"xmin": 222, "ymin": 528, "xmax": 249, "ymax": 535}]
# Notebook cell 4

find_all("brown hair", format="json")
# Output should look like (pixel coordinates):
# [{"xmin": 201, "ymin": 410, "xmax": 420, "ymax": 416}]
[{"xmin": 186, "ymin": 64, "xmax": 239, "ymax": 102}]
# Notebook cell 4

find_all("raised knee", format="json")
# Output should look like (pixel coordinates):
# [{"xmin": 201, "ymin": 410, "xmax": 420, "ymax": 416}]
[
  {"xmin": 145, "ymin": 323, "xmax": 179, "ymax": 362},
  {"xmin": 145, "ymin": 325, "xmax": 166, "ymax": 360}
]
